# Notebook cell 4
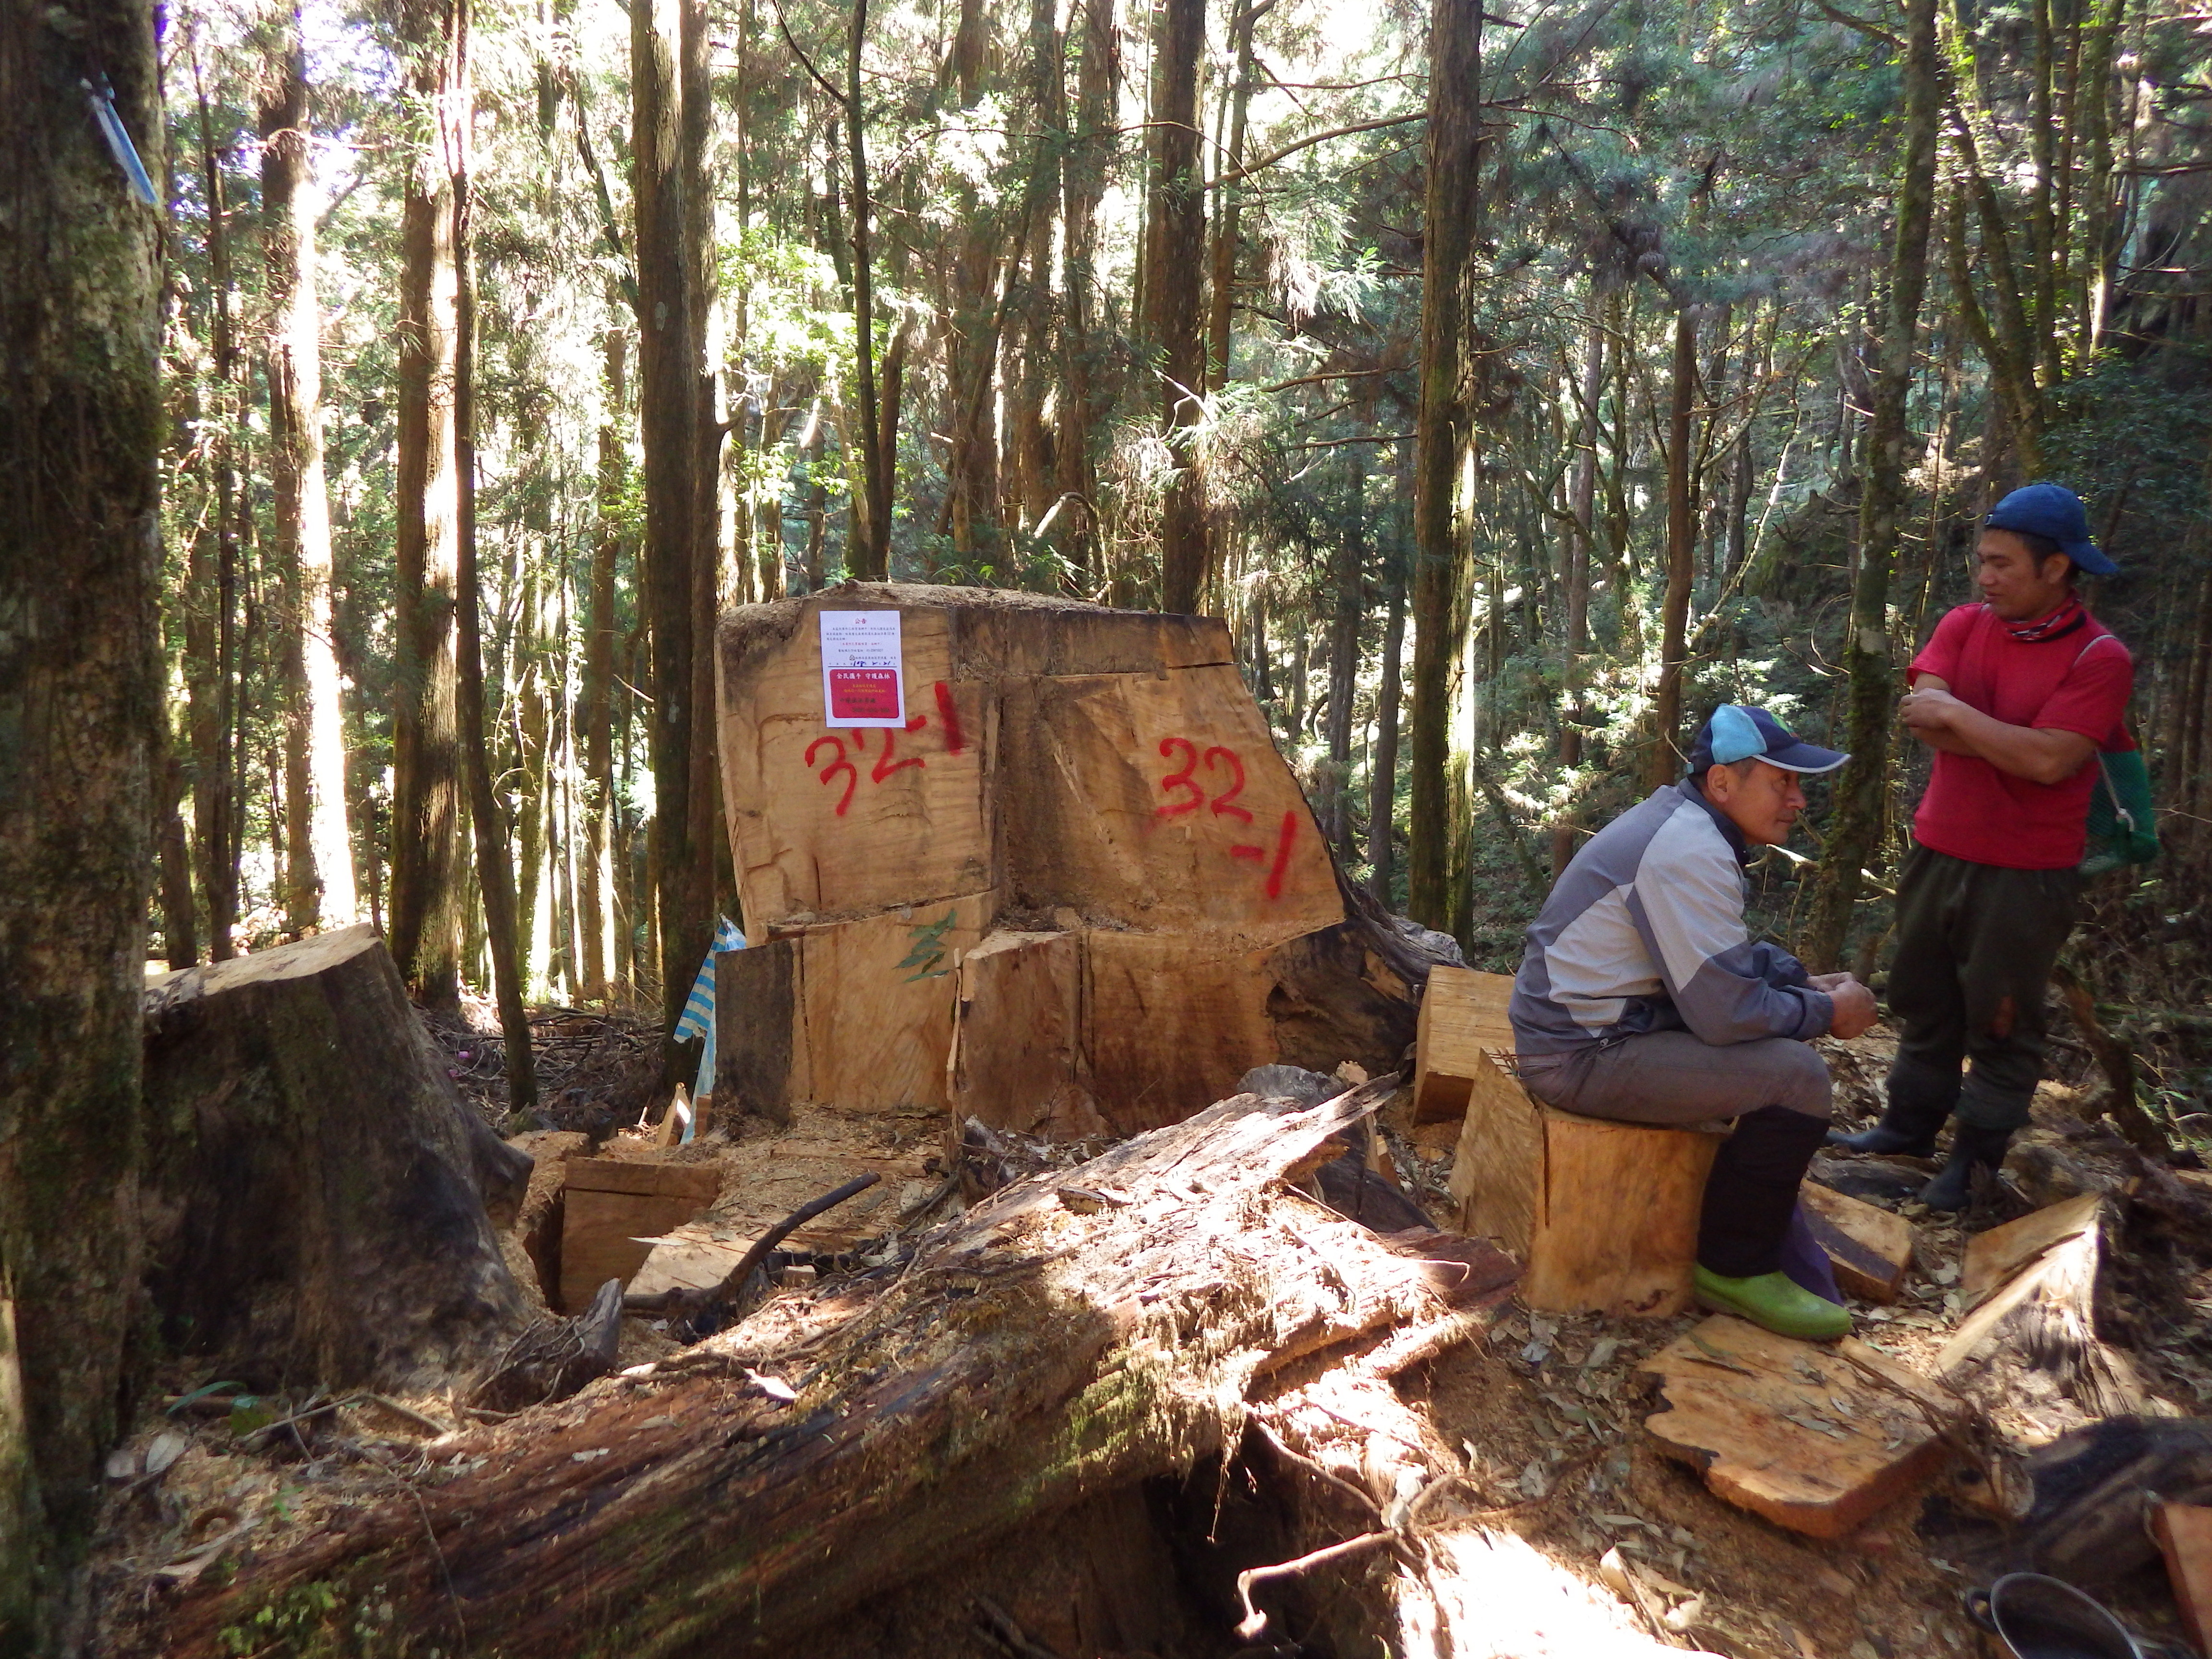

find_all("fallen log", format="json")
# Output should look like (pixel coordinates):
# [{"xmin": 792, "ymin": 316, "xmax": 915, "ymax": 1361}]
[
  {"xmin": 137, "ymin": 1078, "xmax": 1515, "ymax": 1658},
  {"xmin": 139, "ymin": 926, "xmax": 532, "ymax": 1395}
]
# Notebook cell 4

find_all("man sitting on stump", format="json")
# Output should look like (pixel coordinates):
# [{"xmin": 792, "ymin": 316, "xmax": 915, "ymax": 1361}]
[{"xmin": 1509, "ymin": 705, "xmax": 1880, "ymax": 1341}]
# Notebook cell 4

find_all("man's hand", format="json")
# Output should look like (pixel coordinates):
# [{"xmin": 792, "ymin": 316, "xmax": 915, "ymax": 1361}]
[{"xmin": 1816, "ymin": 973, "xmax": 1879, "ymax": 1039}]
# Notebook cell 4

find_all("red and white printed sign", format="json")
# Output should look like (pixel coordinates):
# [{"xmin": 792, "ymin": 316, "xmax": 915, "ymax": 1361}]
[{"xmin": 819, "ymin": 610, "xmax": 906, "ymax": 727}]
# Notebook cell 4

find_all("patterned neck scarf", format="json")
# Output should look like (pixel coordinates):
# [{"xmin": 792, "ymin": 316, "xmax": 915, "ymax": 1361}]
[{"xmin": 2004, "ymin": 593, "xmax": 2087, "ymax": 643}]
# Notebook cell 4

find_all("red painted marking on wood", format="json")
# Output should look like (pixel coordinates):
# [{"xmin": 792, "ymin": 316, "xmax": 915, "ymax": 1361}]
[
  {"xmin": 1202, "ymin": 746, "xmax": 1253, "ymax": 823},
  {"xmin": 805, "ymin": 735, "xmax": 859, "ymax": 817},
  {"xmin": 1155, "ymin": 736, "xmax": 1203, "ymax": 817},
  {"xmin": 934, "ymin": 682, "xmax": 965, "ymax": 755},
  {"xmin": 870, "ymin": 720, "xmax": 926, "ymax": 783},
  {"xmin": 1263, "ymin": 810, "xmax": 1298, "ymax": 899}
]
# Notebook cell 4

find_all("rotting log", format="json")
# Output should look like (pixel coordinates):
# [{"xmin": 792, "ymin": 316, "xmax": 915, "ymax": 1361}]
[
  {"xmin": 139, "ymin": 925, "xmax": 532, "ymax": 1395},
  {"xmin": 139, "ymin": 1079, "xmax": 1515, "ymax": 1659}
]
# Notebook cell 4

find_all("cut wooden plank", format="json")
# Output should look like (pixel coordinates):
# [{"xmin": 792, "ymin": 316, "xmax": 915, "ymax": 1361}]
[
  {"xmin": 557, "ymin": 1186, "xmax": 719, "ymax": 1314},
  {"xmin": 716, "ymin": 937, "xmax": 800, "ymax": 1126},
  {"xmin": 950, "ymin": 930, "xmax": 1103, "ymax": 1139},
  {"xmin": 1801, "ymin": 1181, "xmax": 1914, "ymax": 1303},
  {"xmin": 1413, "ymin": 966, "xmax": 1518, "ymax": 1125},
  {"xmin": 2153, "ymin": 1502, "xmax": 2212, "ymax": 1654},
  {"xmin": 1940, "ymin": 1214, "xmax": 2151, "ymax": 1424},
  {"xmin": 1638, "ymin": 1314, "xmax": 1960, "ymax": 1539},
  {"xmin": 996, "ymin": 666, "xmax": 1343, "ymax": 948},
  {"xmin": 1081, "ymin": 928, "xmax": 1279, "ymax": 1134},
  {"xmin": 1447, "ymin": 1057, "xmax": 1719, "ymax": 1317},
  {"xmin": 1961, "ymin": 1191, "xmax": 2104, "ymax": 1306},
  {"xmin": 564, "ymin": 1158, "xmax": 723, "ymax": 1202}
]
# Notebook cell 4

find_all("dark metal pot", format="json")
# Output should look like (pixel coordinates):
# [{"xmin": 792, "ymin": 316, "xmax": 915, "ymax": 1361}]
[{"xmin": 1962, "ymin": 1574, "xmax": 2143, "ymax": 1659}]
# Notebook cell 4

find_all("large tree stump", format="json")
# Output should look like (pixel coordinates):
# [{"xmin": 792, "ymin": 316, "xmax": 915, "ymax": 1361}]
[
  {"xmin": 140, "ymin": 1079, "xmax": 1515, "ymax": 1658},
  {"xmin": 715, "ymin": 584, "xmax": 1435, "ymax": 1135},
  {"xmin": 139, "ymin": 925, "xmax": 532, "ymax": 1394}
]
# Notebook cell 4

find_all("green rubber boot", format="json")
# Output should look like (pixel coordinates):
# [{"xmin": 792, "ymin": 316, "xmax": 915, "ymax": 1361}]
[{"xmin": 1694, "ymin": 1266, "xmax": 1852, "ymax": 1342}]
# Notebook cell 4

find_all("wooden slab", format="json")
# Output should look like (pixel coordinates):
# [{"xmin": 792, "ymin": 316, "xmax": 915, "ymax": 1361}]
[
  {"xmin": 792, "ymin": 892, "xmax": 995, "ymax": 1113},
  {"xmin": 1081, "ymin": 928, "xmax": 1280, "ymax": 1134},
  {"xmin": 1638, "ymin": 1315, "xmax": 1960, "ymax": 1539},
  {"xmin": 564, "ymin": 1158, "xmax": 722, "ymax": 1202},
  {"xmin": 716, "ymin": 938, "xmax": 800, "ymax": 1126},
  {"xmin": 1414, "ymin": 966, "xmax": 1518, "ymax": 1125},
  {"xmin": 2153, "ymin": 1502, "xmax": 2212, "ymax": 1654},
  {"xmin": 558, "ymin": 1186, "xmax": 718, "ymax": 1313},
  {"xmin": 997, "ymin": 666, "xmax": 1343, "ymax": 948},
  {"xmin": 1801, "ymin": 1181, "xmax": 1914, "ymax": 1303},
  {"xmin": 950, "ymin": 930, "xmax": 1103, "ymax": 1139},
  {"xmin": 1939, "ymin": 1216, "xmax": 2151, "ymax": 1420},
  {"xmin": 1447, "ymin": 1060, "xmax": 1719, "ymax": 1317},
  {"xmin": 1961, "ymin": 1192, "xmax": 2104, "ymax": 1306}
]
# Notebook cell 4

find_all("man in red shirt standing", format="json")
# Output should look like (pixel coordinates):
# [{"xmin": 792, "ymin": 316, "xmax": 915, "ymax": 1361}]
[{"xmin": 1832, "ymin": 483, "xmax": 2132, "ymax": 1209}]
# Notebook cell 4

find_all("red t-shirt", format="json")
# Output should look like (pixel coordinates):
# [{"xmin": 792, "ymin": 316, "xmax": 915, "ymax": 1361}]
[{"xmin": 1907, "ymin": 602, "xmax": 2133, "ymax": 870}]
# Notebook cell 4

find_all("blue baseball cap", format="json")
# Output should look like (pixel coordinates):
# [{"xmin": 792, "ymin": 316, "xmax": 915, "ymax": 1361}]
[
  {"xmin": 1686, "ymin": 704, "xmax": 1849, "ymax": 776},
  {"xmin": 1985, "ymin": 482, "xmax": 2117, "ymax": 577}
]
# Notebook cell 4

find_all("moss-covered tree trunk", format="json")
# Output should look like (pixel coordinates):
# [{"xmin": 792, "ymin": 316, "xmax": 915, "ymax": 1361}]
[
  {"xmin": 0, "ymin": 0, "xmax": 164, "ymax": 1634},
  {"xmin": 1803, "ymin": 0, "xmax": 1939, "ymax": 969},
  {"xmin": 1145, "ymin": 0, "xmax": 1206, "ymax": 612}
]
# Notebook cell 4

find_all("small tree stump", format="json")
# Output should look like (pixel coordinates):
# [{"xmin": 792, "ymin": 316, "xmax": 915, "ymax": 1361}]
[{"xmin": 140, "ymin": 925, "xmax": 532, "ymax": 1393}]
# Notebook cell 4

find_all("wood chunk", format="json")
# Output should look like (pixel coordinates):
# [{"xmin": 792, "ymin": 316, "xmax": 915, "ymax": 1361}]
[
  {"xmin": 1448, "ymin": 1058, "xmax": 1720, "ymax": 1317},
  {"xmin": 1638, "ymin": 1314, "xmax": 1960, "ymax": 1539},
  {"xmin": 1939, "ymin": 1214, "xmax": 2151, "ymax": 1423},
  {"xmin": 1801, "ymin": 1182, "xmax": 1915, "ymax": 1303},
  {"xmin": 557, "ymin": 1162, "xmax": 721, "ymax": 1313},
  {"xmin": 793, "ymin": 894, "xmax": 994, "ymax": 1112},
  {"xmin": 139, "ymin": 925, "xmax": 531, "ymax": 1392},
  {"xmin": 1961, "ymin": 1192, "xmax": 2105, "ymax": 1306},
  {"xmin": 624, "ymin": 1233, "xmax": 752, "ymax": 1304},
  {"xmin": 1412, "ymin": 966, "xmax": 1518, "ymax": 1125},
  {"xmin": 950, "ymin": 930, "xmax": 1102, "ymax": 1139},
  {"xmin": 2153, "ymin": 1502, "xmax": 2212, "ymax": 1653},
  {"xmin": 564, "ymin": 1158, "xmax": 722, "ymax": 1202},
  {"xmin": 717, "ymin": 937, "xmax": 798, "ymax": 1126}
]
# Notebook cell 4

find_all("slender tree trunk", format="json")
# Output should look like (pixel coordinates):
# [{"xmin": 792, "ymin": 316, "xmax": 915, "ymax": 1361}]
[
  {"xmin": 391, "ymin": 0, "xmax": 466, "ymax": 1009},
  {"xmin": 193, "ymin": 46, "xmax": 240, "ymax": 962},
  {"xmin": 1552, "ymin": 313, "xmax": 1603, "ymax": 878},
  {"xmin": 157, "ymin": 749, "xmax": 199, "ymax": 968},
  {"xmin": 1367, "ymin": 514, "xmax": 1407, "ymax": 902},
  {"xmin": 1145, "ymin": 0, "xmax": 1206, "ymax": 612},
  {"xmin": 1804, "ymin": 0, "xmax": 1941, "ymax": 969},
  {"xmin": 1205, "ymin": 0, "xmax": 1261, "ymax": 392},
  {"xmin": 845, "ymin": 0, "xmax": 888, "ymax": 577},
  {"xmin": 1058, "ymin": 0, "xmax": 1116, "ymax": 586},
  {"xmin": 580, "ymin": 326, "xmax": 625, "ymax": 1000},
  {"xmin": 452, "ymin": 48, "xmax": 538, "ymax": 1113},
  {"xmin": 1322, "ymin": 450, "xmax": 1366, "ymax": 855},
  {"xmin": 633, "ymin": 0, "xmax": 704, "ymax": 1056},
  {"xmin": 1645, "ymin": 305, "xmax": 1699, "ymax": 791},
  {"xmin": 0, "ymin": 0, "xmax": 163, "ymax": 1627},
  {"xmin": 1407, "ymin": 0, "xmax": 1480, "ymax": 930},
  {"xmin": 261, "ymin": 10, "xmax": 356, "ymax": 935}
]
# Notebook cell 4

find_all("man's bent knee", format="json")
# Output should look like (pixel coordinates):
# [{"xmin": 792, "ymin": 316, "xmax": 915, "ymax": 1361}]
[{"xmin": 1769, "ymin": 1040, "xmax": 1833, "ymax": 1121}]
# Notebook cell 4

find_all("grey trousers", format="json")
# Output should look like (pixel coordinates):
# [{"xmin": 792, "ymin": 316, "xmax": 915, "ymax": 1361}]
[{"xmin": 1515, "ymin": 1030, "xmax": 1834, "ymax": 1126}]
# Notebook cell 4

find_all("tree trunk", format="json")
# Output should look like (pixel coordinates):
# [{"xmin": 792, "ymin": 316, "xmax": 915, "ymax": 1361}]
[
  {"xmin": 1407, "ymin": 0, "xmax": 1480, "ymax": 929},
  {"xmin": 0, "ymin": 0, "xmax": 164, "ymax": 1623},
  {"xmin": 1367, "ymin": 509, "xmax": 1406, "ymax": 902},
  {"xmin": 157, "ymin": 749, "xmax": 199, "ymax": 968},
  {"xmin": 1552, "ymin": 313, "xmax": 1602, "ymax": 879},
  {"xmin": 391, "ymin": 0, "xmax": 467, "ymax": 1009},
  {"xmin": 1803, "ymin": 0, "xmax": 1942, "ymax": 970},
  {"xmin": 1058, "ymin": 0, "xmax": 1116, "ymax": 586},
  {"xmin": 1322, "ymin": 454, "xmax": 1365, "ymax": 855},
  {"xmin": 145, "ymin": 1082, "xmax": 1507, "ymax": 1659},
  {"xmin": 452, "ymin": 84, "xmax": 539, "ymax": 1114},
  {"xmin": 580, "ymin": 326, "xmax": 626, "ymax": 1001},
  {"xmin": 1644, "ymin": 305, "xmax": 1699, "ymax": 792},
  {"xmin": 261, "ymin": 13, "xmax": 356, "ymax": 937},
  {"xmin": 1206, "ymin": 0, "xmax": 1261, "ymax": 393},
  {"xmin": 1145, "ymin": 0, "xmax": 1206, "ymax": 612},
  {"xmin": 140, "ymin": 928, "xmax": 532, "ymax": 1393},
  {"xmin": 633, "ymin": 0, "xmax": 703, "ymax": 1057},
  {"xmin": 844, "ymin": 1, "xmax": 888, "ymax": 579}
]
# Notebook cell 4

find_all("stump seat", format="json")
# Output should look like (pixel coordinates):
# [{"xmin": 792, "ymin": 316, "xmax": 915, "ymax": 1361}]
[{"xmin": 1424, "ymin": 967, "xmax": 1722, "ymax": 1318}]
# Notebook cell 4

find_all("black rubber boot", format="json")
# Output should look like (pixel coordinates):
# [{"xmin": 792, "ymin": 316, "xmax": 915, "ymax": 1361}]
[
  {"xmin": 1827, "ymin": 1058, "xmax": 1956, "ymax": 1155},
  {"xmin": 1919, "ymin": 1123, "xmax": 2015, "ymax": 1211},
  {"xmin": 1697, "ymin": 1106, "xmax": 1834, "ymax": 1279}
]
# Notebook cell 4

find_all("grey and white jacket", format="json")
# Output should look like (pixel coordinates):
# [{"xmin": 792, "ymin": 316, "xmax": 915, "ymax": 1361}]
[{"xmin": 1508, "ymin": 781, "xmax": 1833, "ymax": 1056}]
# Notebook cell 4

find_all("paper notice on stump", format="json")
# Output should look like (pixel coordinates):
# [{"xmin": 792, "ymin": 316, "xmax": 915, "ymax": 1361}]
[{"xmin": 819, "ymin": 610, "xmax": 906, "ymax": 727}]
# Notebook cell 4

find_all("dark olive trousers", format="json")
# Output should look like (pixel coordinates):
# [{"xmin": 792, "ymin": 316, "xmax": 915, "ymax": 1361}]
[{"xmin": 1886, "ymin": 844, "xmax": 2082, "ymax": 1134}]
